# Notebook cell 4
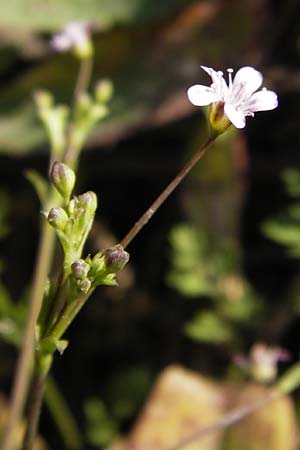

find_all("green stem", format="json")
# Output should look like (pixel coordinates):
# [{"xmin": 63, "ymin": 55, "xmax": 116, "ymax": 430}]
[
  {"xmin": 21, "ymin": 371, "xmax": 46, "ymax": 450},
  {"xmin": 64, "ymin": 56, "xmax": 93, "ymax": 169},
  {"xmin": 73, "ymin": 57, "xmax": 93, "ymax": 107},
  {"xmin": 45, "ymin": 376, "xmax": 83, "ymax": 450},
  {"xmin": 120, "ymin": 136, "xmax": 215, "ymax": 249},
  {"xmin": 50, "ymin": 289, "xmax": 94, "ymax": 340},
  {"xmin": 0, "ymin": 206, "xmax": 57, "ymax": 450}
]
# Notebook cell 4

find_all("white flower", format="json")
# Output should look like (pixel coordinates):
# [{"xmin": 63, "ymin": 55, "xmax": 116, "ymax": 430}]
[
  {"xmin": 50, "ymin": 22, "xmax": 91, "ymax": 53},
  {"xmin": 187, "ymin": 66, "xmax": 278, "ymax": 129}
]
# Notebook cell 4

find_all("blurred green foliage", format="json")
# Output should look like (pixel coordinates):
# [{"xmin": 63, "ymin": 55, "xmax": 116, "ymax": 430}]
[
  {"xmin": 0, "ymin": 0, "xmax": 194, "ymax": 29},
  {"xmin": 84, "ymin": 398, "xmax": 118, "ymax": 448},
  {"xmin": 167, "ymin": 223, "xmax": 262, "ymax": 347},
  {"xmin": 263, "ymin": 169, "xmax": 300, "ymax": 256}
]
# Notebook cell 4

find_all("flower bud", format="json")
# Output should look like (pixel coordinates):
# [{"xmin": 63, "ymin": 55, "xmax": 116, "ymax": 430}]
[
  {"xmin": 77, "ymin": 191, "xmax": 97, "ymax": 215},
  {"xmin": 209, "ymin": 101, "xmax": 231, "ymax": 136},
  {"xmin": 34, "ymin": 90, "xmax": 53, "ymax": 111},
  {"xmin": 103, "ymin": 245, "xmax": 129, "ymax": 273},
  {"xmin": 95, "ymin": 79, "xmax": 114, "ymax": 103},
  {"xmin": 79, "ymin": 278, "xmax": 92, "ymax": 294},
  {"xmin": 50, "ymin": 161, "xmax": 75, "ymax": 200},
  {"xmin": 47, "ymin": 207, "xmax": 68, "ymax": 230},
  {"xmin": 71, "ymin": 259, "xmax": 90, "ymax": 280},
  {"xmin": 90, "ymin": 104, "xmax": 108, "ymax": 122}
]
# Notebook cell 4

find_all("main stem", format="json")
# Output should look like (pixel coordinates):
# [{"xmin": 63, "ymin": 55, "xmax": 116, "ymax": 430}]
[
  {"xmin": 0, "ymin": 219, "xmax": 56, "ymax": 450},
  {"xmin": 120, "ymin": 136, "xmax": 215, "ymax": 249},
  {"xmin": 21, "ymin": 372, "xmax": 46, "ymax": 450}
]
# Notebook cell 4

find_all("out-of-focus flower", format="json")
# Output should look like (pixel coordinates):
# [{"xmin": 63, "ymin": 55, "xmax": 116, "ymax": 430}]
[
  {"xmin": 187, "ymin": 66, "xmax": 278, "ymax": 129},
  {"xmin": 234, "ymin": 342, "xmax": 290, "ymax": 383},
  {"xmin": 50, "ymin": 22, "xmax": 92, "ymax": 58}
]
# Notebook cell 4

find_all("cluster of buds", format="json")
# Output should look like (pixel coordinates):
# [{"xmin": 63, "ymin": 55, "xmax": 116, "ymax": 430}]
[
  {"xmin": 70, "ymin": 80, "xmax": 113, "ymax": 153},
  {"xmin": 46, "ymin": 161, "xmax": 130, "ymax": 291},
  {"xmin": 71, "ymin": 245, "xmax": 129, "ymax": 294},
  {"xmin": 47, "ymin": 162, "xmax": 97, "ymax": 270}
]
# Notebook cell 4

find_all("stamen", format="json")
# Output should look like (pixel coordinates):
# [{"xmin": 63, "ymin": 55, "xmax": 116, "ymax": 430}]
[{"xmin": 227, "ymin": 68, "xmax": 234, "ymax": 90}]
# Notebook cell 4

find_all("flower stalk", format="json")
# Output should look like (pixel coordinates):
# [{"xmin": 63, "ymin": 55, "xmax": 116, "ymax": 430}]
[{"xmin": 120, "ymin": 135, "xmax": 216, "ymax": 249}]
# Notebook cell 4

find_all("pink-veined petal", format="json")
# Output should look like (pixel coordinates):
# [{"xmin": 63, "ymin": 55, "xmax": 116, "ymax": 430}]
[
  {"xmin": 224, "ymin": 104, "xmax": 246, "ymax": 128},
  {"xmin": 230, "ymin": 67, "xmax": 263, "ymax": 103},
  {"xmin": 242, "ymin": 89, "xmax": 278, "ymax": 113},
  {"xmin": 187, "ymin": 85, "xmax": 219, "ymax": 106}
]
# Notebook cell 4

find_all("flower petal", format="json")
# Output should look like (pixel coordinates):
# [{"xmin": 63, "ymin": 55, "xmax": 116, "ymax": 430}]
[
  {"xmin": 224, "ymin": 104, "xmax": 246, "ymax": 128},
  {"xmin": 187, "ymin": 85, "xmax": 219, "ymax": 106},
  {"xmin": 201, "ymin": 66, "xmax": 228, "ymax": 99},
  {"xmin": 242, "ymin": 89, "xmax": 278, "ymax": 113},
  {"xmin": 230, "ymin": 67, "xmax": 263, "ymax": 103}
]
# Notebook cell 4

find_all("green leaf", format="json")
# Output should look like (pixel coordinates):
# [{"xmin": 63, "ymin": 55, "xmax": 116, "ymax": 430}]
[
  {"xmin": 25, "ymin": 169, "xmax": 49, "ymax": 206},
  {"xmin": 184, "ymin": 311, "xmax": 234, "ymax": 344},
  {"xmin": 0, "ymin": 0, "xmax": 193, "ymax": 30},
  {"xmin": 84, "ymin": 398, "xmax": 118, "ymax": 447},
  {"xmin": 39, "ymin": 336, "xmax": 69, "ymax": 355}
]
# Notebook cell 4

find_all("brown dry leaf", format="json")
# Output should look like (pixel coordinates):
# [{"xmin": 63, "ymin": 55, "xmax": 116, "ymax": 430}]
[
  {"xmin": 223, "ymin": 384, "xmax": 298, "ymax": 450},
  {"xmin": 121, "ymin": 365, "xmax": 227, "ymax": 450}
]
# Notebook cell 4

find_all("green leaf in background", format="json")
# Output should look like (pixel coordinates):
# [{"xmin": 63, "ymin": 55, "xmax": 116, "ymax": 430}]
[
  {"xmin": 84, "ymin": 398, "xmax": 118, "ymax": 448},
  {"xmin": 263, "ymin": 210, "xmax": 300, "ymax": 257},
  {"xmin": 167, "ymin": 224, "xmax": 217, "ymax": 297},
  {"xmin": 25, "ymin": 169, "xmax": 49, "ymax": 206},
  {"xmin": 282, "ymin": 168, "xmax": 300, "ymax": 198},
  {"xmin": 0, "ymin": 0, "xmax": 194, "ymax": 30},
  {"xmin": 184, "ymin": 311, "xmax": 234, "ymax": 344}
]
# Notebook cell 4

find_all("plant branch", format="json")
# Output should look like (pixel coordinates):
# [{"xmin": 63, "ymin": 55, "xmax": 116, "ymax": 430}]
[
  {"xmin": 64, "ymin": 56, "xmax": 93, "ymax": 169},
  {"xmin": 73, "ymin": 57, "xmax": 93, "ymax": 107},
  {"xmin": 120, "ymin": 136, "xmax": 216, "ymax": 249},
  {"xmin": 44, "ymin": 376, "xmax": 83, "ymax": 450}
]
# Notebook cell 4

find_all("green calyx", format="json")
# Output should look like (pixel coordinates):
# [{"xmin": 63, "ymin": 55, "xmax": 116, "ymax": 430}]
[{"xmin": 209, "ymin": 101, "xmax": 232, "ymax": 137}]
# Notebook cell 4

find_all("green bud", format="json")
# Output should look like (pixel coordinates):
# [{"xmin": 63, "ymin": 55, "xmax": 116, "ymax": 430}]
[
  {"xmin": 50, "ymin": 161, "xmax": 76, "ymax": 200},
  {"xmin": 77, "ymin": 191, "xmax": 97, "ymax": 215},
  {"xmin": 209, "ymin": 101, "xmax": 232, "ymax": 136},
  {"xmin": 33, "ymin": 89, "xmax": 53, "ymax": 111},
  {"xmin": 78, "ymin": 278, "xmax": 92, "ymax": 294},
  {"xmin": 74, "ymin": 38, "xmax": 93, "ymax": 60},
  {"xmin": 90, "ymin": 104, "xmax": 108, "ymax": 123},
  {"xmin": 47, "ymin": 207, "xmax": 68, "ymax": 230},
  {"xmin": 71, "ymin": 259, "xmax": 90, "ymax": 280},
  {"xmin": 77, "ymin": 93, "xmax": 92, "ymax": 115},
  {"xmin": 90, "ymin": 253, "xmax": 105, "ymax": 275},
  {"xmin": 95, "ymin": 79, "xmax": 114, "ymax": 103},
  {"xmin": 103, "ymin": 245, "xmax": 129, "ymax": 273}
]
